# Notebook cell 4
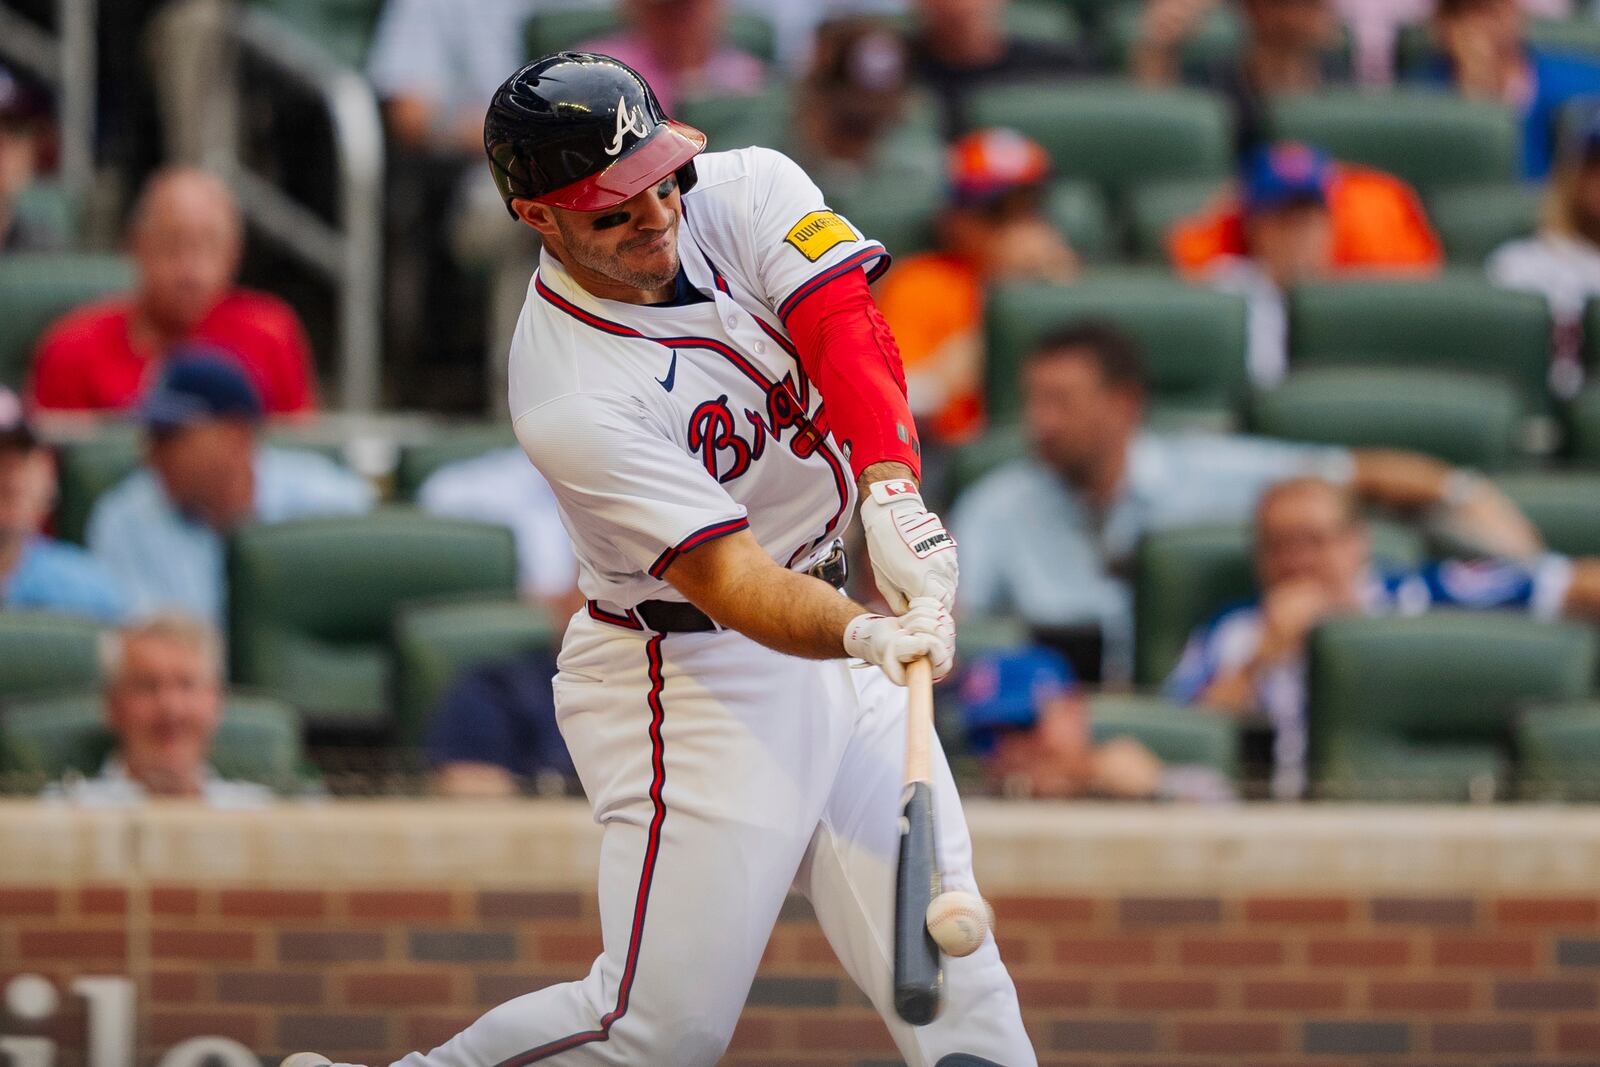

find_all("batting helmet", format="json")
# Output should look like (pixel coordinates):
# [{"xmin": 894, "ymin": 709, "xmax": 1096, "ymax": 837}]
[{"xmin": 484, "ymin": 52, "xmax": 706, "ymax": 216}]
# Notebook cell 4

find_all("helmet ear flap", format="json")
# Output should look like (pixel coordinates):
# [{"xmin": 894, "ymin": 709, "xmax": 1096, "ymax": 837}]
[{"xmin": 675, "ymin": 161, "xmax": 698, "ymax": 197}]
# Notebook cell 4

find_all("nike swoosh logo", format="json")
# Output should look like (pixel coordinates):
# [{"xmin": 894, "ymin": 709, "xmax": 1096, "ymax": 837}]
[{"xmin": 656, "ymin": 349, "xmax": 678, "ymax": 392}]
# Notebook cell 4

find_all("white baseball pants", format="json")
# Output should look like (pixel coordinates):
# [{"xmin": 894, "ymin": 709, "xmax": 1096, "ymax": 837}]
[{"xmin": 392, "ymin": 615, "xmax": 1037, "ymax": 1067}]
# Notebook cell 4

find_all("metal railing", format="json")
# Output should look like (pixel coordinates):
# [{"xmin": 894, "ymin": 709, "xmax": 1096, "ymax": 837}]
[
  {"xmin": 210, "ymin": 4, "xmax": 385, "ymax": 411},
  {"xmin": 0, "ymin": 0, "xmax": 96, "ymax": 202}
]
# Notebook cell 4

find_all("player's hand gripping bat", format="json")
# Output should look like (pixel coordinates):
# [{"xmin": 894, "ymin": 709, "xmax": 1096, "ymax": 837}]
[{"xmin": 893, "ymin": 655, "xmax": 943, "ymax": 1025}]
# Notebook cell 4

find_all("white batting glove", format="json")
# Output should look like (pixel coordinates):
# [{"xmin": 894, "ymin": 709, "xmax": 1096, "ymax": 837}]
[
  {"xmin": 858, "ymin": 479, "xmax": 959, "ymax": 613},
  {"xmin": 843, "ymin": 596, "xmax": 955, "ymax": 685}
]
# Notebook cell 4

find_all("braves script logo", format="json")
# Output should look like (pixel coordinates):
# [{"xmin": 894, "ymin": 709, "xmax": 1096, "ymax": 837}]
[
  {"xmin": 605, "ymin": 94, "xmax": 652, "ymax": 156},
  {"xmin": 688, "ymin": 397, "xmax": 753, "ymax": 483},
  {"xmin": 688, "ymin": 381, "xmax": 824, "ymax": 483}
]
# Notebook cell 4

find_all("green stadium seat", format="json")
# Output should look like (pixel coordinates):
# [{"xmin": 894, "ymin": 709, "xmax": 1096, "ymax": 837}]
[
  {"xmin": 1087, "ymin": 692, "xmax": 1240, "ymax": 779},
  {"xmin": 1426, "ymin": 183, "xmax": 1544, "ymax": 265},
  {"xmin": 13, "ymin": 180, "xmax": 82, "ymax": 245},
  {"xmin": 1125, "ymin": 177, "xmax": 1227, "ymax": 262},
  {"xmin": 1307, "ymin": 612, "xmax": 1598, "ymax": 801},
  {"xmin": 1005, "ymin": 0, "xmax": 1084, "ymax": 45},
  {"xmin": 0, "ymin": 254, "xmax": 134, "ymax": 391},
  {"xmin": 948, "ymin": 423, "xmax": 1028, "ymax": 501},
  {"xmin": 675, "ymin": 84, "xmax": 791, "ymax": 151},
  {"xmin": 392, "ymin": 598, "xmax": 556, "ymax": 746},
  {"xmin": 1133, "ymin": 521, "xmax": 1425, "ymax": 687},
  {"xmin": 393, "ymin": 426, "xmax": 518, "ymax": 501},
  {"xmin": 1268, "ymin": 91, "xmax": 1520, "ymax": 192},
  {"xmin": 1517, "ymin": 700, "xmax": 1600, "ymax": 802},
  {"xmin": 983, "ymin": 276, "xmax": 1248, "ymax": 424},
  {"xmin": 1582, "ymin": 300, "xmax": 1600, "ymax": 375},
  {"xmin": 1287, "ymin": 277, "xmax": 1552, "ymax": 410},
  {"xmin": 1571, "ymin": 382, "xmax": 1600, "ymax": 463},
  {"xmin": 965, "ymin": 80, "xmax": 1233, "ymax": 194},
  {"xmin": 525, "ymin": 9, "xmax": 777, "ymax": 62},
  {"xmin": 0, "ymin": 612, "xmax": 104, "ymax": 702},
  {"xmin": 1493, "ymin": 471, "xmax": 1600, "ymax": 556},
  {"xmin": 227, "ymin": 510, "xmax": 518, "ymax": 732},
  {"xmin": 0, "ymin": 691, "xmax": 305, "ymax": 789},
  {"xmin": 1045, "ymin": 180, "xmax": 1114, "ymax": 263},
  {"xmin": 1249, "ymin": 367, "xmax": 1525, "ymax": 470},
  {"xmin": 251, "ymin": 0, "xmax": 385, "ymax": 67}
]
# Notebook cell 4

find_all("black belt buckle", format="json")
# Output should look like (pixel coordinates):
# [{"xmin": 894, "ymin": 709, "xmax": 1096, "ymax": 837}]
[{"xmin": 807, "ymin": 541, "xmax": 848, "ymax": 591}]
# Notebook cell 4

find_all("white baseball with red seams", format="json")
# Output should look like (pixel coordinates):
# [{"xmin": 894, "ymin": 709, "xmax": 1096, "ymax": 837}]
[{"xmin": 360, "ymin": 147, "xmax": 1036, "ymax": 1067}]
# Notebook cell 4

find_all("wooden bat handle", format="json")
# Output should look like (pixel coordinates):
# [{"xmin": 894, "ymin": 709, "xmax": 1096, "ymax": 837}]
[{"xmin": 904, "ymin": 656, "xmax": 934, "ymax": 786}]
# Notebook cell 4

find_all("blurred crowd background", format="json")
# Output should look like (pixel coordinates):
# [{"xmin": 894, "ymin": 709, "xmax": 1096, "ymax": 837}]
[{"xmin": 2, "ymin": 0, "xmax": 1600, "ymax": 808}]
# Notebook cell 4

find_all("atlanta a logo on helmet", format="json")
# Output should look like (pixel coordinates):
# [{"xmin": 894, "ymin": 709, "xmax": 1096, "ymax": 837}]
[{"xmin": 606, "ymin": 95, "xmax": 652, "ymax": 156}]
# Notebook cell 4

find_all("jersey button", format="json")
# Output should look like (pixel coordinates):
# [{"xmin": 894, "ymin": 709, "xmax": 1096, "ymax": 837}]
[
  {"xmin": 725, "ymin": 314, "xmax": 739, "ymax": 329},
  {"xmin": 754, "ymin": 341, "xmax": 767, "ymax": 354}
]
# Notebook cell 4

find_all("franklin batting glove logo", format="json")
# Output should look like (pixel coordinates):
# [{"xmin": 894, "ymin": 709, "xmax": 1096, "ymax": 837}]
[{"xmin": 912, "ymin": 531, "xmax": 953, "ymax": 555}]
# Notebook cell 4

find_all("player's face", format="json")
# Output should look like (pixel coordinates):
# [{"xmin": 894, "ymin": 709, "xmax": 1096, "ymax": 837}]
[
  {"xmin": 550, "ymin": 177, "xmax": 683, "ymax": 293},
  {"xmin": 106, "ymin": 634, "xmax": 223, "ymax": 796},
  {"xmin": 1256, "ymin": 485, "xmax": 1369, "ymax": 596},
  {"xmin": 1021, "ymin": 350, "xmax": 1141, "ymax": 486}
]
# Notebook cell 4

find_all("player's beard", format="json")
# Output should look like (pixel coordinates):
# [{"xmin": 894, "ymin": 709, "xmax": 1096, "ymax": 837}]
[{"xmin": 555, "ymin": 213, "xmax": 681, "ymax": 293}]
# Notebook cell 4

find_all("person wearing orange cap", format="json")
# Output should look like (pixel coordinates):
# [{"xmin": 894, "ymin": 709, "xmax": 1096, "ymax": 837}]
[{"xmin": 876, "ymin": 127, "xmax": 1078, "ymax": 446}]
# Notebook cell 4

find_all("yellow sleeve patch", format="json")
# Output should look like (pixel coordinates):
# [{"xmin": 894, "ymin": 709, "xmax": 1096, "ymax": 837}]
[{"xmin": 784, "ymin": 210, "xmax": 857, "ymax": 262}]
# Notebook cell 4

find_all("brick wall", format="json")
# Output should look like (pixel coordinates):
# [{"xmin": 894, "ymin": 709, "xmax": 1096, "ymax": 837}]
[{"xmin": 6, "ymin": 883, "xmax": 1600, "ymax": 1066}]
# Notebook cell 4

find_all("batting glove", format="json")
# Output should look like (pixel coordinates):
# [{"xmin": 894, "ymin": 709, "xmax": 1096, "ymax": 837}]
[
  {"xmin": 859, "ymin": 479, "xmax": 959, "ymax": 613},
  {"xmin": 843, "ymin": 596, "xmax": 955, "ymax": 685}
]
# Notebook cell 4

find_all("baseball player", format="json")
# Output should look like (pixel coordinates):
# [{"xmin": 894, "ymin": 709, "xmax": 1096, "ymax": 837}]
[{"xmin": 287, "ymin": 53, "xmax": 1035, "ymax": 1067}]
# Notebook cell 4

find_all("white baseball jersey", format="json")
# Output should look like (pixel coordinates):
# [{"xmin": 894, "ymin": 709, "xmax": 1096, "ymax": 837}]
[{"xmin": 507, "ymin": 146, "xmax": 889, "ymax": 613}]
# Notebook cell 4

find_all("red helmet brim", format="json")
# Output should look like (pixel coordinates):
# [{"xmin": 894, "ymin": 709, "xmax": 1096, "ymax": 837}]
[{"xmin": 535, "ymin": 121, "xmax": 707, "ymax": 212}]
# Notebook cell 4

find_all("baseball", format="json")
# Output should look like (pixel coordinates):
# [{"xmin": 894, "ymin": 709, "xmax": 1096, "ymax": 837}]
[{"xmin": 926, "ymin": 890, "xmax": 994, "ymax": 957}]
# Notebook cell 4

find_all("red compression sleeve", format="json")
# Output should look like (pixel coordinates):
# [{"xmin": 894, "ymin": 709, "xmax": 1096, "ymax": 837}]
[{"xmin": 783, "ymin": 268, "xmax": 921, "ymax": 481}]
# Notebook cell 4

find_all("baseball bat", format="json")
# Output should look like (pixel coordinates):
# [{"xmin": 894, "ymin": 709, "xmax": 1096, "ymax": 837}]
[{"xmin": 893, "ymin": 655, "xmax": 943, "ymax": 1026}]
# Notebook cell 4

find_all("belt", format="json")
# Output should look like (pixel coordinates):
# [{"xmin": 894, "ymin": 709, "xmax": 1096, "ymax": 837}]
[{"xmin": 629, "ymin": 542, "xmax": 849, "ymax": 634}]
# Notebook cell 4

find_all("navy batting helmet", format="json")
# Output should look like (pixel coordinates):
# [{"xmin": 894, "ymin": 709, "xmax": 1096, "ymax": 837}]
[{"xmin": 484, "ymin": 52, "xmax": 706, "ymax": 216}]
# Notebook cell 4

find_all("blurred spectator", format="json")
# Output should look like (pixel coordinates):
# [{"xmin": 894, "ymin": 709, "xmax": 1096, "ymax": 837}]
[
  {"xmin": 950, "ymin": 323, "xmax": 1542, "ymax": 681},
  {"xmin": 877, "ymin": 128, "xmax": 1077, "ymax": 443},
  {"xmin": 425, "ymin": 648, "xmax": 575, "ymax": 798},
  {"xmin": 1489, "ymin": 111, "xmax": 1600, "ymax": 396},
  {"xmin": 0, "ymin": 63, "xmax": 66, "ymax": 254},
  {"xmin": 1426, "ymin": 0, "xmax": 1600, "ymax": 179},
  {"xmin": 45, "ymin": 613, "xmax": 275, "ymax": 806},
  {"xmin": 785, "ymin": 19, "xmax": 945, "ymax": 211},
  {"xmin": 579, "ymin": 0, "xmax": 769, "ymax": 112},
  {"xmin": 0, "ymin": 389, "xmax": 124, "ymax": 621},
  {"xmin": 1334, "ymin": 0, "xmax": 1567, "ymax": 86},
  {"xmin": 1135, "ymin": 0, "xmax": 1345, "ymax": 157},
  {"xmin": 418, "ymin": 447, "xmax": 583, "ymax": 630},
  {"xmin": 28, "ymin": 168, "xmax": 318, "ymax": 415},
  {"xmin": 1166, "ymin": 476, "xmax": 1600, "ymax": 797},
  {"xmin": 86, "ymin": 353, "xmax": 373, "ymax": 626},
  {"xmin": 1171, "ymin": 142, "xmax": 1443, "ymax": 386},
  {"xmin": 962, "ymin": 646, "xmax": 1233, "ymax": 801},
  {"xmin": 908, "ymin": 0, "xmax": 1091, "ymax": 135}
]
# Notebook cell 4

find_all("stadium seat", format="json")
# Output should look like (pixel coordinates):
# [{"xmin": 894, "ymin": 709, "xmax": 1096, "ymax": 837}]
[
  {"xmin": 393, "ymin": 425, "xmax": 519, "ymax": 502},
  {"xmin": 392, "ymin": 598, "xmax": 557, "ymax": 746},
  {"xmin": 1087, "ymin": 692, "xmax": 1240, "ymax": 779},
  {"xmin": 1571, "ymin": 382, "xmax": 1600, "ymax": 464},
  {"xmin": 948, "ymin": 423, "xmax": 1029, "ymax": 501},
  {"xmin": 1268, "ymin": 91, "xmax": 1520, "ymax": 192},
  {"xmin": 675, "ymin": 85, "xmax": 791, "ymax": 151},
  {"xmin": 1045, "ymin": 180, "xmax": 1115, "ymax": 263},
  {"xmin": 1249, "ymin": 367, "xmax": 1525, "ymax": 470},
  {"xmin": 13, "ymin": 181, "xmax": 82, "ymax": 245},
  {"xmin": 1287, "ymin": 277, "xmax": 1552, "ymax": 410},
  {"xmin": 1100, "ymin": 2, "xmax": 1244, "ymax": 76},
  {"xmin": 1517, "ymin": 700, "xmax": 1600, "ymax": 802},
  {"xmin": 1306, "ymin": 613, "xmax": 1598, "ymax": 801},
  {"xmin": 1004, "ymin": 0, "xmax": 1084, "ymax": 45},
  {"xmin": 1133, "ymin": 521, "xmax": 1425, "ymax": 687},
  {"xmin": 1426, "ymin": 183, "xmax": 1544, "ymax": 265},
  {"xmin": 1582, "ymin": 300, "xmax": 1600, "ymax": 375},
  {"xmin": 1493, "ymin": 472, "xmax": 1600, "ymax": 556},
  {"xmin": 227, "ymin": 511, "xmax": 518, "ymax": 733},
  {"xmin": 525, "ymin": 9, "xmax": 777, "ymax": 62},
  {"xmin": 0, "ymin": 612, "xmax": 104, "ymax": 703},
  {"xmin": 0, "ymin": 691, "xmax": 305, "ymax": 789},
  {"xmin": 0, "ymin": 254, "xmax": 134, "ymax": 391},
  {"xmin": 1126, "ymin": 177, "xmax": 1228, "ymax": 262},
  {"xmin": 965, "ymin": 81, "xmax": 1233, "ymax": 195},
  {"xmin": 251, "ymin": 0, "xmax": 385, "ymax": 67},
  {"xmin": 984, "ymin": 276, "xmax": 1248, "ymax": 424}
]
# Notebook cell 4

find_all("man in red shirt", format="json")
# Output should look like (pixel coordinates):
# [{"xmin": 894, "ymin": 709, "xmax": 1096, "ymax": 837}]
[{"xmin": 27, "ymin": 167, "xmax": 317, "ymax": 414}]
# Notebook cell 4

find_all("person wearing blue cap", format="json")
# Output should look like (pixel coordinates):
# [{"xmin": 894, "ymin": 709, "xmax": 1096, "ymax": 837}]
[
  {"xmin": 85, "ymin": 349, "xmax": 374, "ymax": 626},
  {"xmin": 1489, "ymin": 110, "xmax": 1600, "ymax": 398}
]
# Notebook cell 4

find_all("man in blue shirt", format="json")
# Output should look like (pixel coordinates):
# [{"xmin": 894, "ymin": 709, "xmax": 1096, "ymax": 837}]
[
  {"xmin": 1165, "ymin": 476, "xmax": 1600, "ymax": 797},
  {"xmin": 1429, "ymin": 0, "xmax": 1600, "ymax": 180},
  {"xmin": 0, "ymin": 388, "xmax": 123, "ymax": 621},
  {"xmin": 951, "ymin": 322, "xmax": 1542, "ymax": 680},
  {"xmin": 87, "ymin": 352, "xmax": 374, "ymax": 626}
]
